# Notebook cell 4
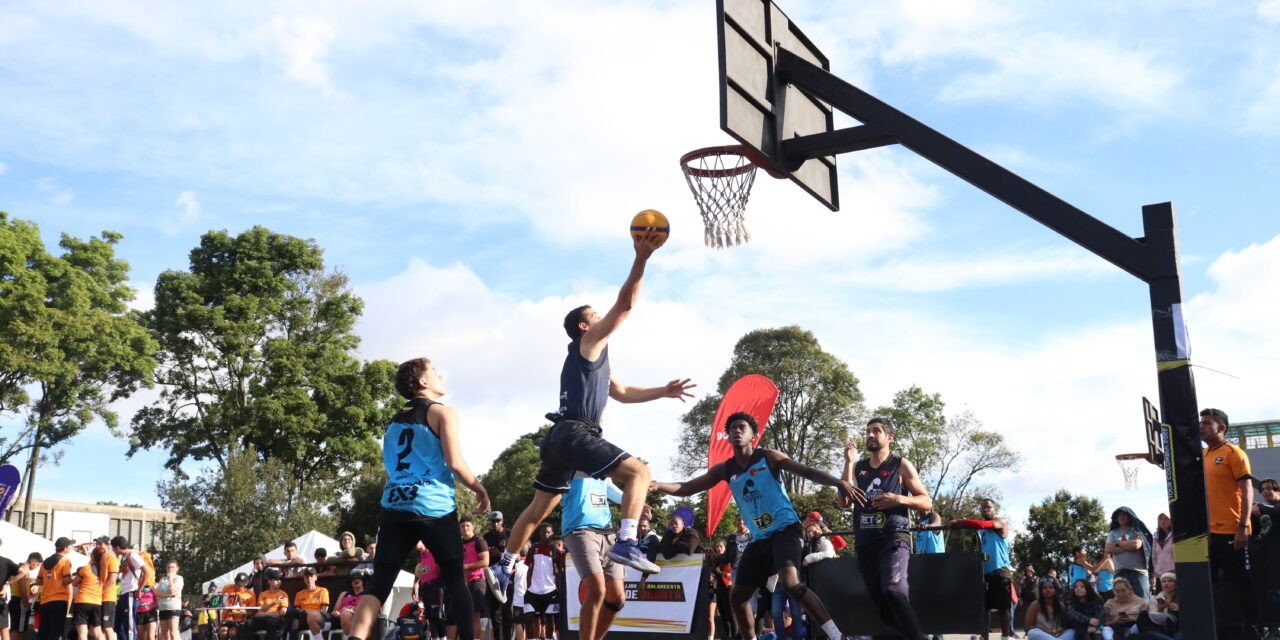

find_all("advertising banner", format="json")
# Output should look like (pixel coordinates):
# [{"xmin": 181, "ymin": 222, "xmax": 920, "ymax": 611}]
[{"xmin": 565, "ymin": 554, "xmax": 705, "ymax": 634}]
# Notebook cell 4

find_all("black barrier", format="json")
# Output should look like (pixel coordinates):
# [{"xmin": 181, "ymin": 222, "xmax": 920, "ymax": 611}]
[{"xmin": 807, "ymin": 532, "xmax": 988, "ymax": 638}]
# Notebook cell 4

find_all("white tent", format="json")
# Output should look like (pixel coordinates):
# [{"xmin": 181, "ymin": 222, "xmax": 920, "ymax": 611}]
[
  {"xmin": 0, "ymin": 521, "xmax": 90, "ymax": 569},
  {"xmin": 207, "ymin": 531, "xmax": 415, "ymax": 615}
]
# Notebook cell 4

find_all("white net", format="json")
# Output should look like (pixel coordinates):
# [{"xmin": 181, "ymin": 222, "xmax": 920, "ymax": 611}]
[
  {"xmin": 681, "ymin": 147, "xmax": 759, "ymax": 248},
  {"xmin": 1116, "ymin": 455, "xmax": 1147, "ymax": 490}
]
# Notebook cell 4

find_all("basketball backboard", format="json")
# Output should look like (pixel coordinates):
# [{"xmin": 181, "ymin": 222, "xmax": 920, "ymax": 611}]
[{"xmin": 717, "ymin": 0, "xmax": 839, "ymax": 211}]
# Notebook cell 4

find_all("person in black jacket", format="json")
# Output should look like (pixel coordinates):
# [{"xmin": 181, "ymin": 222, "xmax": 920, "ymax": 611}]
[
  {"xmin": 659, "ymin": 514, "xmax": 700, "ymax": 558},
  {"xmin": 637, "ymin": 512, "xmax": 661, "ymax": 563}
]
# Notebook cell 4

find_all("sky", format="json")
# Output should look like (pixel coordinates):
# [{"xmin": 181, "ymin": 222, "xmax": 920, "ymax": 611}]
[{"xmin": 2, "ymin": 0, "xmax": 1279, "ymax": 540}]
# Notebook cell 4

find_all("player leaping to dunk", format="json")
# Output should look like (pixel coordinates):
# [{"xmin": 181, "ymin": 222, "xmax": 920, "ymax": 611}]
[
  {"xmin": 496, "ymin": 228, "xmax": 696, "ymax": 583},
  {"xmin": 650, "ymin": 412, "xmax": 866, "ymax": 640}
]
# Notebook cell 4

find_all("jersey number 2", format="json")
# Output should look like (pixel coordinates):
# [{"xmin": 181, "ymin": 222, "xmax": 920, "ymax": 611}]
[{"xmin": 396, "ymin": 429, "xmax": 414, "ymax": 471}]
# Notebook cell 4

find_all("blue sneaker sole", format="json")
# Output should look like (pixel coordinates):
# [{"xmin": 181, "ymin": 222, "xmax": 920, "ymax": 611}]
[{"xmin": 607, "ymin": 551, "xmax": 660, "ymax": 574}]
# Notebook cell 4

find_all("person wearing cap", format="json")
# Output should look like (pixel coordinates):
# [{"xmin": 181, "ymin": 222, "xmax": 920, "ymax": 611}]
[
  {"xmin": 482, "ymin": 512, "xmax": 511, "ymax": 640},
  {"xmin": 217, "ymin": 574, "xmax": 254, "ymax": 640},
  {"xmin": 111, "ymin": 536, "xmax": 153, "ymax": 640},
  {"xmin": 286, "ymin": 568, "xmax": 329, "ymax": 638},
  {"xmin": 1140, "ymin": 572, "xmax": 1178, "ymax": 635},
  {"xmin": 247, "ymin": 570, "xmax": 288, "ymax": 640},
  {"xmin": 35, "ymin": 537, "xmax": 75, "ymax": 640},
  {"xmin": 94, "ymin": 537, "xmax": 120, "ymax": 640}
]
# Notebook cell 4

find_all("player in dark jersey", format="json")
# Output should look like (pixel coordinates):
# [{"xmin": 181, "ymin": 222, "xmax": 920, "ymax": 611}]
[
  {"xmin": 840, "ymin": 418, "xmax": 930, "ymax": 640},
  {"xmin": 650, "ymin": 412, "xmax": 864, "ymax": 640},
  {"xmin": 347, "ymin": 358, "xmax": 490, "ymax": 640},
  {"xmin": 496, "ymin": 230, "xmax": 695, "ymax": 581}
]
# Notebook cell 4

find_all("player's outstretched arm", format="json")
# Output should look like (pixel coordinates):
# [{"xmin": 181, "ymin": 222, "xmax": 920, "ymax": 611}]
[
  {"xmin": 608, "ymin": 375, "xmax": 696, "ymax": 404},
  {"xmin": 650, "ymin": 464, "xmax": 726, "ymax": 498},
  {"xmin": 767, "ymin": 450, "xmax": 866, "ymax": 507},
  {"xmin": 430, "ymin": 404, "xmax": 491, "ymax": 513},
  {"xmin": 579, "ymin": 230, "xmax": 664, "ymax": 362}
]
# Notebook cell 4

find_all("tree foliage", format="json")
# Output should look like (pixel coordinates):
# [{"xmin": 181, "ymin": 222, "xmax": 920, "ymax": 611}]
[
  {"xmin": 0, "ymin": 213, "xmax": 156, "ymax": 509},
  {"xmin": 157, "ymin": 447, "xmax": 335, "ymax": 587},
  {"xmin": 480, "ymin": 425, "xmax": 556, "ymax": 525},
  {"xmin": 1011, "ymin": 490, "xmax": 1108, "ymax": 575},
  {"xmin": 871, "ymin": 385, "xmax": 1020, "ymax": 521},
  {"xmin": 672, "ymin": 326, "xmax": 863, "ymax": 494},
  {"xmin": 130, "ymin": 227, "xmax": 399, "ymax": 505}
]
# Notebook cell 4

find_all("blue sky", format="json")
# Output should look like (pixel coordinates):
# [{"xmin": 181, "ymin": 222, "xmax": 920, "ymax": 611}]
[{"xmin": 3, "ymin": 0, "xmax": 1279, "ymax": 534}]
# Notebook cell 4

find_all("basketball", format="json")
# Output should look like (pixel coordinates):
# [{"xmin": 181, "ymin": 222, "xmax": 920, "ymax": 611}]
[{"xmin": 630, "ymin": 209, "xmax": 670, "ymax": 246}]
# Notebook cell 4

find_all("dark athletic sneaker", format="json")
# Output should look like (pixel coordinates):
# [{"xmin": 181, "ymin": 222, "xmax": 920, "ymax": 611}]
[{"xmin": 606, "ymin": 538, "xmax": 660, "ymax": 574}]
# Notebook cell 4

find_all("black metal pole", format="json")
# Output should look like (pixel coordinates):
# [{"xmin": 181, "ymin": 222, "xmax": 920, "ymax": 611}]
[
  {"xmin": 1142, "ymin": 202, "xmax": 1215, "ymax": 637},
  {"xmin": 773, "ymin": 49, "xmax": 1219, "ymax": 638}
]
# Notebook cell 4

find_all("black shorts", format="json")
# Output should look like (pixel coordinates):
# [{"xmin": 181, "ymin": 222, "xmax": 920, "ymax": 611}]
[
  {"xmin": 984, "ymin": 568, "xmax": 1013, "ymax": 609},
  {"xmin": 468, "ymin": 579, "xmax": 488, "ymax": 613},
  {"xmin": 0, "ymin": 598, "xmax": 9, "ymax": 629},
  {"xmin": 137, "ymin": 609, "xmax": 158, "ymax": 625},
  {"xmin": 72, "ymin": 604, "xmax": 103, "ymax": 627},
  {"xmin": 533, "ymin": 417, "xmax": 630, "ymax": 493},
  {"xmin": 7, "ymin": 596, "xmax": 21, "ymax": 631},
  {"xmin": 734, "ymin": 523, "xmax": 804, "ymax": 590},
  {"xmin": 159, "ymin": 610, "xmax": 182, "ymax": 621},
  {"xmin": 100, "ymin": 601, "xmax": 116, "ymax": 629},
  {"xmin": 523, "ymin": 591, "xmax": 560, "ymax": 616}
]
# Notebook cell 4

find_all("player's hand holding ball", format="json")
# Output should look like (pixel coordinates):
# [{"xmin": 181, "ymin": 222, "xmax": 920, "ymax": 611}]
[{"xmin": 630, "ymin": 209, "xmax": 669, "ymax": 258}]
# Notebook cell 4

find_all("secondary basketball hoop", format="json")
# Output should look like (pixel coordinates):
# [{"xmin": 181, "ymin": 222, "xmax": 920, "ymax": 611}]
[
  {"xmin": 680, "ymin": 145, "xmax": 761, "ymax": 248},
  {"xmin": 1115, "ymin": 453, "xmax": 1150, "ymax": 490}
]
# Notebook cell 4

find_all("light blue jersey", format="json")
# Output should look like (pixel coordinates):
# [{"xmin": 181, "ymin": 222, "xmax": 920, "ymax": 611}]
[
  {"xmin": 914, "ymin": 529, "xmax": 944, "ymax": 554},
  {"xmin": 380, "ymin": 398, "xmax": 456, "ymax": 518},
  {"xmin": 562, "ymin": 477, "xmax": 622, "ymax": 532},
  {"xmin": 979, "ymin": 528, "xmax": 1011, "ymax": 575},
  {"xmin": 725, "ymin": 450, "xmax": 799, "ymax": 540}
]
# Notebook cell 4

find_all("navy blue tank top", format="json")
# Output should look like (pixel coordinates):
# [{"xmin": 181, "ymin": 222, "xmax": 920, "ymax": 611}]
[
  {"xmin": 559, "ymin": 342, "xmax": 609, "ymax": 423},
  {"xmin": 852, "ymin": 454, "xmax": 911, "ymax": 547}
]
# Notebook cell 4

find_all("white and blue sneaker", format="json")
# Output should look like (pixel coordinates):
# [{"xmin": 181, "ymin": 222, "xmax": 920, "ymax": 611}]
[
  {"xmin": 494, "ymin": 555, "xmax": 515, "ymax": 593},
  {"xmin": 606, "ymin": 538, "xmax": 660, "ymax": 574}
]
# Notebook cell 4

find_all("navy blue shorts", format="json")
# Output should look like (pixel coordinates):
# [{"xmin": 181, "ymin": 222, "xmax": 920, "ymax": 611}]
[{"xmin": 533, "ymin": 417, "xmax": 629, "ymax": 494}]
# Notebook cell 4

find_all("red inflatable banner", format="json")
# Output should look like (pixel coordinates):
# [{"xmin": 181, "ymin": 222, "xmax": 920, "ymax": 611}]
[{"xmin": 705, "ymin": 374, "xmax": 779, "ymax": 537}]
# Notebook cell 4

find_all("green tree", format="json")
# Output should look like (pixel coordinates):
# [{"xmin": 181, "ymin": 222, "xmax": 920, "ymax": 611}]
[
  {"xmin": 0, "ymin": 213, "xmax": 156, "ymax": 524},
  {"xmin": 871, "ymin": 387, "xmax": 1020, "ymax": 521},
  {"xmin": 480, "ymin": 425, "xmax": 556, "ymax": 525},
  {"xmin": 130, "ymin": 227, "xmax": 399, "ymax": 506},
  {"xmin": 157, "ymin": 447, "xmax": 335, "ymax": 586},
  {"xmin": 1011, "ymin": 490, "xmax": 1108, "ymax": 575},
  {"xmin": 672, "ymin": 326, "xmax": 863, "ymax": 494}
]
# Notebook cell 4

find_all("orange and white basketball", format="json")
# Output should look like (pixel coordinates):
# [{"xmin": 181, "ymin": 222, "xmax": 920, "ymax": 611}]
[{"xmin": 629, "ymin": 209, "xmax": 670, "ymax": 247}]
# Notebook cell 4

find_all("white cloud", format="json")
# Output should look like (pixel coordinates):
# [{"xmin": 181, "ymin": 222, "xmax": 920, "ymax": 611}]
[
  {"xmin": 0, "ymin": 161, "xmax": 7, "ymax": 175},
  {"xmin": 36, "ymin": 176, "xmax": 74, "ymax": 204},
  {"xmin": 175, "ymin": 190, "xmax": 201, "ymax": 223},
  {"xmin": 1260, "ymin": 0, "xmax": 1280, "ymax": 22},
  {"xmin": 267, "ymin": 16, "xmax": 336, "ymax": 91}
]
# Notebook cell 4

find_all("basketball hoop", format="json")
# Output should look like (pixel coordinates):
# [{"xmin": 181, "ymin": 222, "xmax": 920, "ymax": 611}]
[
  {"xmin": 1115, "ymin": 453, "xmax": 1150, "ymax": 490},
  {"xmin": 680, "ymin": 145, "xmax": 764, "ymax": 248}
]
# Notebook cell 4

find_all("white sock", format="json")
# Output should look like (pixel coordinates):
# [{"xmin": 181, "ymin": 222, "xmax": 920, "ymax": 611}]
[
  {"xmin": 821, "ymin": 620, "xmax": 841, "ymax": 640},
  {"xmin": 619, "ymin": 518, "xmax": 638, "ymax": 541},
  {"xmin": 501, "ymin": 549, "xmax": 518, "ymax": 564}
]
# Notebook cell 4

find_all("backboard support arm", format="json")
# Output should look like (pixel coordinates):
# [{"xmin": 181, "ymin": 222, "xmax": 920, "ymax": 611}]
[{"xmin": 773, "ymin": 45, "xmax": 1218, "ymax": 639}]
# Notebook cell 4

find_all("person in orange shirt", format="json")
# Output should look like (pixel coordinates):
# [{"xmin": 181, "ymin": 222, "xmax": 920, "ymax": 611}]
[
  {"xmin": 35, "ymin": 537, "xmax": 75, "ymax": 640},
  {"xmin": 218, "ymin": 574, "xmax": 255, "ymax": 640},
  {"xmin": 286, "ymin": 568, "xmax": 330, "ymax": 637},
  {"xmin": 247, "ymin": 570, "xmax": 288, "ymax": 640},
  {"xmin": 1200, "ymin": 407, "xmax": 1256, "ymax": 634},
  {"xmin": 72, "ymin": 547, "xmax": 106, "ymax": 640},
  {"xmin": 94, "ymin": 537, "xmax": 120, "ymax": 640}
]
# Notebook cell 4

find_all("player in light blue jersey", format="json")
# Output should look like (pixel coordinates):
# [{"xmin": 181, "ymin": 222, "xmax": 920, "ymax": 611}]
[
  {"xmin": 347, "ymin": 358, "xmax": 489, "ymax": 640},
  {"xmin": 651, "ymin": 412, "xmax": 865, "ymax": 640},
  {"xmin": 562, "ymin": 477, "xmax": 627, "ymax": 640}
]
